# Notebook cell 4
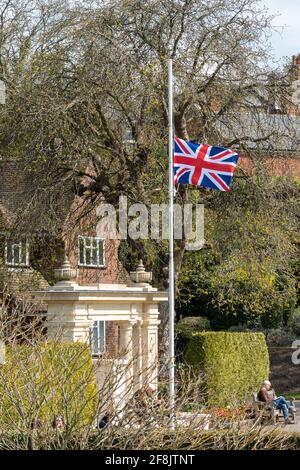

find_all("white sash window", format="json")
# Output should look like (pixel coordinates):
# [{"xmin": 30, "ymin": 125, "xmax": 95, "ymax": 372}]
[
  {"xmin": 90, "ymin": 320, "xmax": 106, "ymax": 355},
  {"xmin": 78, "ymin": 236, "xmax": 105, "ymax": 267},
  {"xmin": 5, "ymin": 240, "xmax": 29, "ymax": 267}
]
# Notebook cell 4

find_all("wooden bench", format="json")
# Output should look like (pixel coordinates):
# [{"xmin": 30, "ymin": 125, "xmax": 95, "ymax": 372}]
[{"xmin": 252, "ymin": 393, "xmax": 296, "ymax": 424}]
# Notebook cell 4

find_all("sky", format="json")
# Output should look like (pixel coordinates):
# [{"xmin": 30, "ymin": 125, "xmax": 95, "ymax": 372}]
[{"xmin": 262, "ymin": 0, "xmax": 300, "ymax": 63}]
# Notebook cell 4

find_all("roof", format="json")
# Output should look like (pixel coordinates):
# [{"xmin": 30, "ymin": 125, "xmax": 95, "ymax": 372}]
[{"xmin": 217, "ymin": 112, "xmax": 300, "ymax": 152}]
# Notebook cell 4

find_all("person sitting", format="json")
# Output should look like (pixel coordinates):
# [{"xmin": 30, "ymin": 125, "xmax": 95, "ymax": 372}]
[{"xmin": 257, "ymin": 380, "xmax": 296, "ymax": 424}]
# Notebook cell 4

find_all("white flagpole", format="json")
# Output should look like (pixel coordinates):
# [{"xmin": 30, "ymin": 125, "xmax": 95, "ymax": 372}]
[{"xmin": 168, "ymin": 57, "xmax": 175, "ymax": 427}]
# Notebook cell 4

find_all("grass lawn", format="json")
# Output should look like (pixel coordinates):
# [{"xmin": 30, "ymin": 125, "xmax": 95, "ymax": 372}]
[{"xmin": 285, "ymin": 393, "xmax": 300, "ymax": 400}]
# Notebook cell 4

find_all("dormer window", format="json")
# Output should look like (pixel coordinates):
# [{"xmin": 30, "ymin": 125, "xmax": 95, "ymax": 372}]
[
  {"xmin": 5, "ymin": 240, "xmax": 29, "ymax": 267},
  {"xmin": 78, "ymin": 236, "xmax": 105, "ymax": 267}
]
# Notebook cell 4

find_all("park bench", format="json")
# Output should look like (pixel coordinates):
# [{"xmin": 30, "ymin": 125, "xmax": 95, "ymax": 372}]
[{"xmin": 252, "ymin": 393, "xmax": 296, "ymax": 424}]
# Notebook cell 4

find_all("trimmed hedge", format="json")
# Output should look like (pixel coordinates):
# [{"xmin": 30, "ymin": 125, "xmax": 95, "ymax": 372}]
[
  {"xmin": 0, "ymin": 342, "xmax": 98, "ymax": 431},
  {"xmin": 185, "ymin": 332, "xmax": 269, "ymax": 407}
]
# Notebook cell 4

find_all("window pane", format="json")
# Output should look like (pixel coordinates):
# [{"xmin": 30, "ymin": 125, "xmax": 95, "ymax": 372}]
[
  {"xmin": 21, "ymin": 244, "xmax": 27, "ymax": 265},
  {"xmin": 98, "ymin": 321, "xmax": 105, "ymax": 352},
  {"xmin": 91, "ymin": 324, "xmax": 98, "ymax": 355},
  {"xmin": 85, "ymin": 246, "xmax": 91, "ymax": 265},
  {"xmin": 13, "ymin": 244, "xmax": 20, "ymax": 264},
  {"xmin": 5, "ymin": 240, "xmax": 28, "ymax": 266},
  {"xmin": 79, "ymin": 238, "xmax": 84, "ymax": 264},
  {"xmin": 91, "ymin": 246, "xmax": 98, "ymax": 265},
  {"xmin": 6, "ymin": 243, "xmax": 13, "ymax": 264},
  {"xmin": 98, "ymin": 240, "xmax": 104, "ymax": 265},
  {"xmin": 90, "ymin": 321, "xmax": 105, "ymax": 354},
  {"xmin": 79, "ymin": 237, "xmax": 104, "ymax": 267}
]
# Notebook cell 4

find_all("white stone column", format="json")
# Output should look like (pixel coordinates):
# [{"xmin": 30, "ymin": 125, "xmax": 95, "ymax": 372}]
[
  {"xmin": 132, "ymin": 321, "xmax": 142, "ymax": 392},
  {"xmin": 118, "ymin": 321, "xmax": 134, "ymax": 358},
  {"xmin": 118, "ymin": 320, "xmax": 135, "ymax": 397},
  {"xmin": 141, "ymin": 304, "xmax": 160, "ymax": 389}
]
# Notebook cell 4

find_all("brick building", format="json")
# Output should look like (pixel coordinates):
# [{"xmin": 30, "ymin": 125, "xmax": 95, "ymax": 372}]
[
  {"xmin": 0, "ymin": 159, "xmax": 129, "ymax": 356},
  {"xmin": 1, "ymin": 55, "xmax": 300, "ymax": 361}
]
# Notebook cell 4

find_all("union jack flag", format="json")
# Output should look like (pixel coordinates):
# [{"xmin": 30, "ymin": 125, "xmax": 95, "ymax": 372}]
[{"xmin": 174, "ymin": 137, "xmax": 239, "ymax": 192}]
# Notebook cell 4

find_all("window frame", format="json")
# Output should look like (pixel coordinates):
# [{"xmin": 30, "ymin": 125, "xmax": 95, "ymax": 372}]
[
  {"xmin": 5, "ymin": 239, "xmax": 30, "ymax": 267},
  {"xmin": 90, "ymin": 320, "xmax": 106, "ymax": 356},
  {"xmin": 78, "ymin": 236, "xmax": 105, "ymax": 268}
]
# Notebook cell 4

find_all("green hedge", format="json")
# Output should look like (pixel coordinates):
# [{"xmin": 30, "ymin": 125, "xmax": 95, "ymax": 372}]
[
  {"xmin": 0, "ymin": 342, "xmax": 98, "ymax": 431},
  {"xmin": 185, "ymin": 332, "xmax": 269, "ymax": 407}
]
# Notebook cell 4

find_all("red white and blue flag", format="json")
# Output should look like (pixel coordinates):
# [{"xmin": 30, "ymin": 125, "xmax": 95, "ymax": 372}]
[{"xmin": 174, "ymin": 137, "xmax": 239, "ymax": 192}]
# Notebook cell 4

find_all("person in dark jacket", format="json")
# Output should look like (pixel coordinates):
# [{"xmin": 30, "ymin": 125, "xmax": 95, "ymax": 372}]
[
  {"xmin": 258, "ymin": 380, "xmax": 296, "ymax": 424},
  {"xmin": 98, "ymin": 415, "xmax": 110, "ymax": 429}
]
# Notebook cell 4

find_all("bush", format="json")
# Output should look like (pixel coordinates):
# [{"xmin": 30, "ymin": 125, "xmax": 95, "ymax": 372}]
[
  {"xmin": 177, "ymin": 316, "xmax": 211, "ymax": 334},
  {"xmin": 175, "ymin": 316, "xmax": 211, "ymax": 359},
  {"xmin": 227, "ymin": 324, "xmax": 249, "ymax": 332},
  {"xmin": 177, "ymin": 250, "xmax": 297, "ymax": 331},
  {"xmin": 185, "ymin": 332, "xmax": 269, "ymax": 407},
  {"xmin": 0, "ymin": 428, "xmax": 294, "ymax": 450},
  {"xmin": 0, "ymin": 341, "xmax": 98, "ymax": 431},
  {"xmin": 265, "ymin": 328, "xmax": 296, "ymax": 347},
  {"xmin": 290, "ymin": 308, "xmax": 300, "ymax": 336}
]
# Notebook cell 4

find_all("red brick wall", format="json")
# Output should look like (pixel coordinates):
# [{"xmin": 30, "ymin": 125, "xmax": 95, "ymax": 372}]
[
  {"xmin": 105, "ymin": 321, "xmax": 119, "ymax": 356},
  {"xmin": 0, "ymin": 161, "xmax": 25, "ymax": 211},
  {"xmin": 292, "ymin": 54, "xmax": 300, "ymax": 80},
  {"xmin": 238, "ymin": 154, "xmax": 300, "ymax": 177},
  {"xmin": 62, "ymin": 195, "xmax": 123, "ymax": 285}
]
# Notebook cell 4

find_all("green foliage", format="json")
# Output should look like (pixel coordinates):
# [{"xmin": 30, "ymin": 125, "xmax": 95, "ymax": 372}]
[
  {"xmin": 0, "ymin": 342, "xmax": 98, "ymax": 431},
  {"xmin": 177, "ymin": 316, "xmax": 211, "ymax": 336},
  {"xmin": 185, "ymin": 332, "xmax": 269, "ymax": 406},
  {"xmin": 290, "ymin": 308, "xmax": 300, "ymax": 336},
  {"xmin": 264, "ymin": 328, "xmax": 296, "ymax": 347},
  {"xmin": 176, "ymin": 177, "xmax": 300, "ymax": 330},
  {"xmin": 177, "ymin": 249, "xmax": 297, "ymax": 329},
  {"xmin": 208, "ymin": 261, "xmax": 296, "ymax": 329},
  {"xmin": 175, "ymin": 316, "xmax": 211, "ymax": 358},
  {"xmin": 30, "ymin": 234, "xmax": 65, "ymax": 284}
]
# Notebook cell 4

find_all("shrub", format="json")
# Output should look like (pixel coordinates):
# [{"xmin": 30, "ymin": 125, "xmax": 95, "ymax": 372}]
[
  {"xmin": 265, "ymin": 328, "xmax": 296, "ymax": 347},
  {"xmin": 290, "ymin": 308, "xmax": 300, "ymax": 336},
  {"xmin": 185, "ymin": 332, "xmax": 269, "ymax": 407},
  {"xmin": 227, "ymin": 324, "xmax": 249, "ymax": 332},
  {"xmin": 0, "ymin": 341, "xmax": 98, "ymax": 432},
  {"xmin": 0, "ymin": 428, "xmax": 294, "ymax": 450},
  {"xmin": 177, "ymin": 316, "xmax": 211, "ymax": 334},
  {"xmin": 177, "ymin": 250, "xmax": 297, "ymax": 331},
  {"xmin": 175, "ymin": 316, "xmax": 211, "ymax": 359}
]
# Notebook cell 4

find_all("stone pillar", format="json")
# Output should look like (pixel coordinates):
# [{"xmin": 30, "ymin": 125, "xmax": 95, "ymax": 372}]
[
  {"xmin": 118, "ymin": 321, "xmax": 134, "ymax": 358},
  {"xmin": 118, "ymin": 320, "xmax": 135, "ymax": 396},
  {"xmin": 46, "ymin": 302, "xmax": 76, "ymax": 342},
  {"xmin": 132, "ymin": 321, "xmax": 142, "ymax": 392},
  {"xmin": 141, "ymin": 304, "xmax": 160, "ymax": 389},
  {"xmin": 46, "ymin": 301, "xmax": 93, "ymax": 343}
]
